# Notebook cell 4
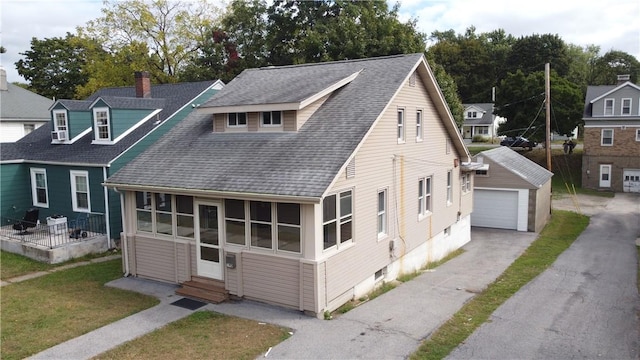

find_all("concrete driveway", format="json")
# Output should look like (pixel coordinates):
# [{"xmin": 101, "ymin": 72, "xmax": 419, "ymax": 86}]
[{"xmin": 447, "ymin": 193, "xmax": 640, "ymax": 359}]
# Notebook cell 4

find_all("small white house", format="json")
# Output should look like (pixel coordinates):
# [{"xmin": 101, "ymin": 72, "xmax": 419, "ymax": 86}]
[{"xmin": 461, "ymin": 103, "xmax": 505, "ymax": 140}]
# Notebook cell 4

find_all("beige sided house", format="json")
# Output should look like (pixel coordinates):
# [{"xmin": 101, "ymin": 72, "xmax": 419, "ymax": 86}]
[{"xmin": 105, "ymin": 54, "xmax": 476, "ymax": 317}]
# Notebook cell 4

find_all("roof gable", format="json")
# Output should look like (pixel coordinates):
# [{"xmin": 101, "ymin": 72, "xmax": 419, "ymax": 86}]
[
  {"xmin": 90, "ymin": 96, "xmax": 166, "ymax": 110},
  {"xmin": 474, "ymin": 146, "xmax": 553, "ymax": 187},
  {"xmin": 0, "ymin": 83, "xmax": 52, "ymax": 121},
  {"xmin": 589, "ymin": 82, "xmax": 640, "ymax": 103}
]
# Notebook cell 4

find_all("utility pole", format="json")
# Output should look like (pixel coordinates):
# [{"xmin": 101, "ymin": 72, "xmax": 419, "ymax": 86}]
[{"xmin": 545, "ymin": 63, "xmax": 551, "ymax": 171}]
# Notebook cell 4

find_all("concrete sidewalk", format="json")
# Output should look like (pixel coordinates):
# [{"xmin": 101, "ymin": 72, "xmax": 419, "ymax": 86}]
[{"xmin": 28, "ymin": 227, "xmax": 538, "ymax": 360}]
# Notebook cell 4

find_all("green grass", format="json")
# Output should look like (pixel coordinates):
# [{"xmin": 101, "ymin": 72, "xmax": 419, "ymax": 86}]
[
  {"xmin": 93, "ymin": 311, "xmax": 290, "ymax": 360},
  {"xmin": 410, "ymin": 210, "xmax": 589, "ymax": 360},
  {"xmin": 1, "ymin": 259, "xmax": 158, "ymax": 360},
  {"xmin": 1, "ymin": 249, "xmax": 120, "ymax": 280}
]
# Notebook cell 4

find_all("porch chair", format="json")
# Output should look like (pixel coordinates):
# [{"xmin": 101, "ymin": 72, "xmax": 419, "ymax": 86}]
[
  {"xmin": 12, "ymin": 208, "xmax": 40, "ymax": 235},
  {"xmin": 69, "ymin": 213, "xmax": 89, "ymax": 239}
]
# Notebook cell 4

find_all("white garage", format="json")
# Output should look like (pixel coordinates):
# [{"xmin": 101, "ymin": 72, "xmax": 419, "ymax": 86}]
[
  {"xmin": 623, "ymin": 169, "xmax": 640, "ymax": 193},
  {"xmin": 471, "ymin": 147, "xmax": 554, "ymax": 232}
]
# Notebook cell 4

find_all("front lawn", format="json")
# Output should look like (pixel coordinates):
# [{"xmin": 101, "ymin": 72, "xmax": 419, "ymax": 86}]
[{"xmin": 1, "ymin": 259, "xmax": 158, "ymax": 360}]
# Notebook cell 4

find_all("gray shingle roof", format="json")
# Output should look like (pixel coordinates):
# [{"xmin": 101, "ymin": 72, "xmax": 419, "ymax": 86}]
[
  {"xmin": 92, "ymin": 96, "xmax": 166, "ymax": 110},
  {"xmin": 583, "ymin": 85, "xmax": 615, "ymax": 118},
  {"xmin": 476, "ymin": 146, "xmax": 553, "ymax": 187},
  {"xmin": 1, "ymin": 81, "xmax": 216, "ymax": 164},
  {"xmin": 106, "ymin": 54, "xmax": 426, "ymax": 199},
  {"xmin": 0, "ymin": 83, "xmax": 52, "ymax": 121},
  {"xmin": 56, "ymin": 99, "xmax": 91, "ymax": 111}
]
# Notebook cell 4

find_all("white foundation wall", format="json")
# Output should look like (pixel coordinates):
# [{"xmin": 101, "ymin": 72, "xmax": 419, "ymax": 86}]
[{"xmin": 352, "ymin": 214, "xmax": 471, "ymax": 300}]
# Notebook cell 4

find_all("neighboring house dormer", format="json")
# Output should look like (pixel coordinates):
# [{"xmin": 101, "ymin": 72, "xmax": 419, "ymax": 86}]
[{"xmin": 199, "ymin": 67, "xmax": 362, "ymax": 133}]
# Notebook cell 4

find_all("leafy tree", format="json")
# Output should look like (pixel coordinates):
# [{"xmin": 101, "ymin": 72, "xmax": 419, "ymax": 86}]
[
  {"xmin": 15, "ymin": 33, "xmax": 94, "ymax": 99},
  {"xmin": 565, "ymin": 44, "xmax": 600, "ymax": 92},
  {"xmin": 0, "ymin": 46, "xmax": 5, "ymax": 53},
  {"xmin": 496, "ymin": 70, "xmax": 583, "ymax": 141},
  {"xmin": 428, "ymin": 60, "xmax": 464, "ymax": 128},
  {"xmin": 505, "ymin": 34, "xmax": 570, "ymax": 77},
  {"xmin": 590, "ymin": 50, "xmax": 640, "ymax": 85},
  {"xmin": 81, "ymin": 0, "xmax": 221, "ymax": 83}
]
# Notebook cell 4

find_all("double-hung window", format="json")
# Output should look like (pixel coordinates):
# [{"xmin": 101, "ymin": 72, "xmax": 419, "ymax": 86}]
[
  {"xmin": 70, "ymin": 170, "xmax": 90, "ymax": 212},
  {"xmin": 601, "ymin": 129, "xmax": 614, "ymax": 146},
  {"xmin": 461, "ymin": 173, "xmax": 471, "ymax": 193},
  {"xmin": 604, "ymin": 99, "xmax": 614, "ymax": 116},
  {"xmin": 377, "ymin": 189, "xmax": 387, "ymax": 237},
  {"xmin": 262, "ymin": 111, "xmax": 282, "ymax": 126},
  {"xmin": 622, "ymin": 98, "xmax": 631, "ymax": 115},
  {"xmin": 418, "ymin": 176, "xmax": 432, "ymax": 217},
  {"xmin": 30, "ymin": 168, "xmax": 48, "ymax": 207},
  {"xmin": 397, "ymin": 108, "xmax": 405, "ymax": 143},
  {"xmin": 93, "ymin": 107, "xmax": 111, "ymax": 141},
  {"xmin": 446, "ymin": 170, "xmax": 453, "ymax": 205},
  {"xmin": 323, "ymin": 190, "xmax": 353, "ymax": 250},
  {"xmin": 228, "ymin": 112, "xmax": 247, "ymax": 127},
  {"xmin": 416, "ymin": 110, "xmax": 423, "ymax": 141},
  {"xmin": 52, "ymin": 110, "xmax": 68, "ymax": 140}
]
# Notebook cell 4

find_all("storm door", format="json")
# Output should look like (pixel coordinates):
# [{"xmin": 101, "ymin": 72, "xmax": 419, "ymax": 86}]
[{"xmin": 196, "ymin": 203, "xmax": 223, "ymax": 279}]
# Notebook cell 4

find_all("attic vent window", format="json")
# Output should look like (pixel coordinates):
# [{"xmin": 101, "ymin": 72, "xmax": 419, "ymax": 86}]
[
  {"xmin": 409, "ymin": 72, "xmax": 417, "ymax": 87},
  {"xmin": 346, "ymin": 159, "xmax": 356, "ymax": 179}
]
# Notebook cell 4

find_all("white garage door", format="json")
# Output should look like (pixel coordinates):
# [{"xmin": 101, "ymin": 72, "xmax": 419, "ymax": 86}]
[
  {"xmin": 472, "ymin": 189, "xmax": 519, "ymax": 230},
  {"xmin": 623, "ymin": 169, "xmax": 640, "ymax": 193}
]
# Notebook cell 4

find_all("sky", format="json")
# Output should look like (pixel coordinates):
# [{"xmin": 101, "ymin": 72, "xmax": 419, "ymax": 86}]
[{"xmin": 1, "ymin": 0, "xmax": 639, "ymax": 84}]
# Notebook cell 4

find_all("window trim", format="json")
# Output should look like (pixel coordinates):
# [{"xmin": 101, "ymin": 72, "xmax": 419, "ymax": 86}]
[
  {"xmin": 70, "ymin": 170, "xmax": 91, "ymax": 212},
  {"xmin": 621, "ymin": 98, "xmax": 632, "ymax": 115},
  {"xmin": 52, "ymin": 109, "xmax": 69, "ymax": 141},
  {"xmin": 377, "ymin": 188, "xmax": 387, "ymax": 239},
  {"xmin": 323, "ymin": 189, "xmax": 354, "ymax": 251},
  {"xmin": 397, "ymin": 108, "xmax": 405, "ymax": 143},
  {"xmin": 461, "ymin": 173, "xmax": 471, "ymax": 194},
  {"xmin": 604, "ymin": 98, "xmax": 614, "ymax": 116},
  {"xmin": 30, "ymin": 168, "xmax": 49, "ymax": 208},
  {"xmin": 601, "ymin": 128, "xmax": 614, "ymax": 146},
  {"xmin": 418, "ymin": 176, "xmax": 432, "ymax": 220},
  {"xmin": 416, "ymin": 109, "xmax": 423, "ymax": 142},
  {"xmin": 227, "ymin": 112, "xmax": 247, "ymax": 128},
  {"xmin": 446, "ymin": 170, "xmax": 453, "ymax": 205},
  {"xmin": 93, "ymin": 107, "xmax": 111, "ymax": 142}
]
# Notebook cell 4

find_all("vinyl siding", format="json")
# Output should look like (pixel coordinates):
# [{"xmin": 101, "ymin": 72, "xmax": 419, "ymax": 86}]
[
  {"xmin": 0, "ymin": 163, "xmax": 32, "ymax": 222},
  {"xmin": 322, "ymin": 70, "xmax": 468, "ymax": 304},
  {"xmin": 213, "ymin": 114, "xmax": 225, "ymax": 132},
  {"xmin": 591, "ymin": 87, "xmax": 640, "ymax": 116},
  {"xmin": 110, "ymin": 109, "xmax": 155, "ymax": 139},
  {"xmin": 176, "ymin": 241, "xmax": 191, "ymax": 283},
  {"xmin": 134, "ymin": 237, "xmax": 176, "ymax": 282},
  {"xmin": 283, "ymin": 110, "xmax": 296, "ymax": 131},
  {"xmin": 241, "ymin": 252, "xmax": 300, "ymax": 308},
  {"xmin": 301, "ymin": 261, "xmax": 318, "ymax": 311},
  {"xmin": 532, "ymin": 181, "xmax": 551, "ymax": 232},
  {"xmin": 297, "ymin": 94, "xmax": 331, "ymax": 130},
  {"xmin": 68, "ymin": 111, "xmax": 92, "ymax": 139}
]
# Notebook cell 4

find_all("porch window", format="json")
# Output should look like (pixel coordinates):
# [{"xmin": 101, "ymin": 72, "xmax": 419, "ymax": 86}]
[
  {"xmin": 228, "ymin": 112, "xmax": 247, "ymax": 127},
  {"xmin": 155, "ymin": 193, "xmax": 172, "ymax": 235},
  {"xmin": 277, "ymin": 203, "xmax": 300, "ymax": 253},
  {"xmin": 135, "ymin": 192, "xmax": 153, "ymax": 232},
  {"xmin": 30, "ymin": 168, "xmax": 48, "ymax": 207},
  {"xmin": 224, "ymin": 199, "xmax": 246, "ymax": 245},
  {"xmin": 250, "ymin": 201, "xmax": 272, "ymax": 249},
  {"xmin": 601, "ymin": 129, "xmax": 613, "ymax": 146},
  {"xmin": 175, "ymin": 195, "xmax": 194, "ymax": 238},
  {"xmin": 70, "ymin": 170, "xmax": 90, "ymax": 212},
  {"xmin": 93, "ymin": 107, "xmax": 111, "ymax": 141},
  {"xmin": 323, "ymin": 189, "xmax": 353, "ymax": 250},
  {"xmin": 604, "ymin": 99, "xmax": 614, "ymax": 116}
]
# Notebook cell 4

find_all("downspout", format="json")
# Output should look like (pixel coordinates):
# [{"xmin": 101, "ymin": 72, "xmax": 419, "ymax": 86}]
[
  {"xmin": 103, "ymin": 167, "xmax": 112, "ymax": 248},
  {"xmin": 116, "ymin": 189, "xmax": 130, "ymax": 276}
]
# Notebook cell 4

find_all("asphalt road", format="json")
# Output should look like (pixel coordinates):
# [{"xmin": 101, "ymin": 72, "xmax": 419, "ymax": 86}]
[{"xmin": 448, "ymin": 193, "xmax": 640, "ymax": 360}]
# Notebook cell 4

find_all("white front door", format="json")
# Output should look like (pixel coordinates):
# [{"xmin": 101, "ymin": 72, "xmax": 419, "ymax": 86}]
[
  {"xmin": 623, "ymin": 169, "xmax": 640, "ymax": 193},
  {"xmin": 196, "ymin": 203, "xmax": 223, "ymax": 280},
  {"xmin": 599, "ymin": 165, "xmax": 612, "ymax": 188}
]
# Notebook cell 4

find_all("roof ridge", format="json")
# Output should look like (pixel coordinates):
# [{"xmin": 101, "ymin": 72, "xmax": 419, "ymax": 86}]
[{"xmin": 250, "ymin": 53, "xmax": 422, "ymax": 71}]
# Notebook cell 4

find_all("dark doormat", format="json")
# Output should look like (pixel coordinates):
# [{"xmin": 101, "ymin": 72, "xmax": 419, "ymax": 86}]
[{"xmin": 171, "ymin": 297, "xmax": 207, "ymax": 310}]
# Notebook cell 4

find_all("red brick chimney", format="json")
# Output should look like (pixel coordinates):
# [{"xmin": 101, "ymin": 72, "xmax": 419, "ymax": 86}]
[{"xmin": 135, "ymin": 71, "xmax": 151, "ymax": 98}]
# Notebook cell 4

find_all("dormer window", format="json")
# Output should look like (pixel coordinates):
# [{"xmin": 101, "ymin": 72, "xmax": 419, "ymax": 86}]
[
  {"xmin": 228, "ymin": 112, "xmax": 247, "ymax": 127},
  {"xmin": 52, "ymin": 110, "xmax": 68, "ymax": 141},
  {"xmin": 262, "ymin": 111, "xmax": 282, "ymax": 126},
  {"xmin": 604, "ymin": 99, "xmax": 614, "ymax": 116},
  {"xmin": 93, "ymin": 107, "xmax": 111, "ymax": 141}
]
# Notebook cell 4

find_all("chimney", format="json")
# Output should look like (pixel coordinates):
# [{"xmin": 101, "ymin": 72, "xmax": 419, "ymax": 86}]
[
  {"xmin": 0, "ymin": 67, "xmax": 7, "ymax": 91},
  {"xmin": 617, "ymin": 74, "xmax": 630, "ymax": 85},
  {"xmin": 135, "ymin": 71, "xmax": 151, "ymax": 98}
]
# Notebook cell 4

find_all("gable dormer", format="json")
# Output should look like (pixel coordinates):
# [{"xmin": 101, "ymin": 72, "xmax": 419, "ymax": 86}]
[
  {"xmin": 88, "ymin": 97, "xmax": 164, "ymax": 144},
  {"xmin": 49, "ymin": 100, "xmax": 92, "ymax": 144},
  {"xmin": 464, "ymin": 105, "xmax": 486, "ymax": 120}
]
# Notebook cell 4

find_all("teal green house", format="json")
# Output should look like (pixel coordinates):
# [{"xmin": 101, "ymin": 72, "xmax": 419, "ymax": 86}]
[{"xmin": 0, "ymin": 72, "xmax": 223, "ymax": 247}]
